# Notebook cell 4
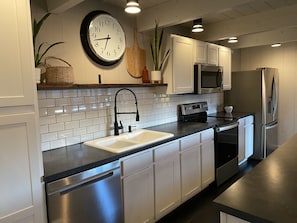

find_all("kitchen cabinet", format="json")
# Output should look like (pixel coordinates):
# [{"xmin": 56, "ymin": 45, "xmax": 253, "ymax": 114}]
[
  {"xmin": 238, "ymin": 116, "xmax": 254, "ymax": 165},
  {"xmin": 180, "ymin": 132, "xmax": 202, "ymax": 202},
  {"xmin": 201, "ymin": 128, "xmax": 215, "ymax": 189},
  {"xmin": 180, "ymin": 128, "xmax": 215, "ymax": 201},
  {"xmin": 219, "ymin": 46, "xmax": 232, "ymax": 90},
  {"xmin": 154, "ymin": 140, "xmax": 181, "ymax": 220},
  {"xmin": 207, "ymin": 43, "xmax": 219, "ymax": 65},
  {"xmin": 194, "ymin": 40, "xmax": 208, "ymax": 64},
  {"xmin": 193, "ymin": 41, "xmax": 219, "ymax": 66},
  {"xmin": 121, "ymin": 150, "xmax": 154, "ymax": 223},
  {"xmin": 163, "ymin": 34, "xmax": 194, "ymax": 94},
  {"xmin": 220, "ymin": 212, "xmax": 250, "ymax": 223},
  {"xmin": 0, "ymin": 1, "xmax": 46, "ymax": 223}
]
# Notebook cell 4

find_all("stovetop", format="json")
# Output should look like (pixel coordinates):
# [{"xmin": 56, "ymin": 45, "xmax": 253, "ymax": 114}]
[{"xmin": 179, "ymin": 102, "xmax": 238, "ymax": 127}]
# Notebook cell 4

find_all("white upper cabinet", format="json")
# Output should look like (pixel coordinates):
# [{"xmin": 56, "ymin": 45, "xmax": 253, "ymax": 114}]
[
  {"xmin": 207, "ymin": 43, "xmax": 219, "ymax": 66},
  {"xmin": 219, "ymin": 46, "xmax": 232, "ymax": 90},
  {"xmin": 193, "ymin": 41, "xmax": 219, "ymax": 66},
  {"xmin": 163, "ymin": 34, "xmax": 194, "ymax": 94},
  {"xmin": 0, "ymin": 0, "xmax": 35, "ymax": 107},
  {"xmin": 194, "ymin": 40, "xmax": 208, "ymax": 64}
]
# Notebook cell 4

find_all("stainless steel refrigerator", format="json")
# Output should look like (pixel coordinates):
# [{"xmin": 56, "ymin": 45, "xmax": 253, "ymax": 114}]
[{"xmin": 224, "ymin": 68, "xmax": 279, "ymax": 159}]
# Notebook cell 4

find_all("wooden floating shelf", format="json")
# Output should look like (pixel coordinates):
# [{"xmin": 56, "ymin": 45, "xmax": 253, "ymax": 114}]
[{"xmin": 37, "ymin": 83, "xmax": 167, "ymax": 90}]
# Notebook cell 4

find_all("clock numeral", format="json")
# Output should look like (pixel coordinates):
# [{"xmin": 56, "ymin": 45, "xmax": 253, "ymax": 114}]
[{"xmin": 94, "ymin": 26, "xmax": 100, "ymax": 33}]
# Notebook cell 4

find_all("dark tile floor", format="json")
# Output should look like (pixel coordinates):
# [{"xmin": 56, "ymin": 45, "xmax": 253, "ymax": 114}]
[{"xmin": 157, "ymin": 159, "xmax": 260, "ymax": 223}]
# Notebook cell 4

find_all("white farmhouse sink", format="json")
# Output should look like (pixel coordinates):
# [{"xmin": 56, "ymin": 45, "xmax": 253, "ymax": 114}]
[{"xmin": 84, "ymin": 129, "xmax": 174, "ymax": 153}]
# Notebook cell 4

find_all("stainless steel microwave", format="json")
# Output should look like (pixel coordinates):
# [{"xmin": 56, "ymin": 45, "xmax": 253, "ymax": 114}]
[{"xmin": 194, "ymin": 64, "xmax": 223, "ymax": 94}]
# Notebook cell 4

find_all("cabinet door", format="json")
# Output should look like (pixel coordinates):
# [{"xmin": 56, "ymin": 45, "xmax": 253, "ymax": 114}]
[
  {"xmin": 194, "ymin": 40, "xmax": 207, "ymax": 64},
  {"xmin": 245, "ymin": 117, "xmax": 254, "ymax": 159},
  {"xmin": 0, "ymin": 113, "xmax": 45, "ymax": 223},
  {"xmin": 154, "ymin": 140, "xmax": 181, "ymax": 220},
  {"xmin": 172, "ymin": 36, "xmax": 194, "ymax": 94},
  {"xmin": 219, "ymin": 46, "xmax": 232, "ymax": 90},
  {"xmin": 180, "ymin": 144, "xmax": 201, "ymax": 201},
  {"xmin": 207, "ymin": 44, "xmax": 219, "ymax": 65},
  {"xmin": 201, "ymin": 140, "xmax": 215, "ymax": 188},
  {"xmin": 0, "ymin": 0, "xmax": 35, "ymax": 107},
  {"xmin": 123, "ymin": 166, "xmax": 154, "ymax": 223},
  {"xmin": 201, "ymin": 129, "xmax": 215, "ymax": 189},
  {"xmin": 238, "ymin": 118, "xmax": 245, "ymax": 164}
]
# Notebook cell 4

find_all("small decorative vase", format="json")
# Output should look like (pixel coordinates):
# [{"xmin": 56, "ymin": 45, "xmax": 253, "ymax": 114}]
[
  {"xmin": 151, "ymin": 70, "xmax": 161, "ymax": 84},
  {"xmin": 35, "ymin": 67, "xmax": 41, "ymax": 84}
]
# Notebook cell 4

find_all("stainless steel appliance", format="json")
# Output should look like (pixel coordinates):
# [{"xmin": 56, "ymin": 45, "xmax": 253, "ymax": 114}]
[
  {"xmin": 225, "ymin": 68, "xmax": 279, "ymax": 159},
  {"xmin": 194, "ymin": 64, "xmax": 223, "ymax": 94},
  {"xmin": 179, "ymin": 101, "xmax": 239, "ymax": 186},
  {"xmin": 46, "ymin": 160, "xmax": 123, "ymax": 223}
]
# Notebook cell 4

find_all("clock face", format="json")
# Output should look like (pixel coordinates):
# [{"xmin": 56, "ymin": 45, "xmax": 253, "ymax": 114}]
[{"xmin": 80, "ymin": 11, "xmax": 126, "ymax": 66}]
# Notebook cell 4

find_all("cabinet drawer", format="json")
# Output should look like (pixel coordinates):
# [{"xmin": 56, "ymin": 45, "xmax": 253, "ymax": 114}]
[
  {"xmin": 245, "ymin": 115, "xmax": 254, "ymax": 125},
  {"xmin": 121, "ymin": 150, "xmax": 153, "ymax": 177},
  {"xmin": 201, "ymin": 128, "xmax": 214, "ymax": 141},
  {"xmin": 180, "ymin": 133, "xmax": 200, "ymax": 151},
  {"xmin": 154, "ymin": 140, "xmax": 179, "ymax": 162}
]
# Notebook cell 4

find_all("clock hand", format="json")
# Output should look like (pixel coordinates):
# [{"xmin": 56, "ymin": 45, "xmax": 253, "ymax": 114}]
[
  {"xmin": 104, "ymin": 34, "xmax": 111, "ymax": 50},
  {"xmin": 95, "ymin": 36, "xmax": 111, "ymax": 41}
]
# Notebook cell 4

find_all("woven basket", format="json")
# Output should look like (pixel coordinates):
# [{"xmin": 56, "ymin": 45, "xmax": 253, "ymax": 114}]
[{"xmin": 45, "ymin": 57, "xmax": 74, "ymax": 84}]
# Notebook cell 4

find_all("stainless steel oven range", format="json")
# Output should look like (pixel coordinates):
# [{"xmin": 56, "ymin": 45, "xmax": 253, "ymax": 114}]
[{"xmin": 179, "ymin": 101, "xmax": 239, "ymax": 186}]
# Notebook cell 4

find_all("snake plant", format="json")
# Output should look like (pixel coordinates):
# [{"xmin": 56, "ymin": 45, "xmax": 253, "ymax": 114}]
[{"xmin": 150, "ymin": 22, "xmax": 170, "ymax": 71}]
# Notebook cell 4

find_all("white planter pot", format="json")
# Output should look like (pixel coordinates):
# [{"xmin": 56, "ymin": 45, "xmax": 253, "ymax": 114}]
[
  {"xmin": 35, "ymin": 67, "xmax": 41, "ymax": 84},
  {"xmin": 151, "ymin": 70, "xmax": 161, "ymax": 84}
]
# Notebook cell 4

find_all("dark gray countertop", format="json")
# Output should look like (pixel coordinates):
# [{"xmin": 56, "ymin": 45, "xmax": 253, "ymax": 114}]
[
  {"xmin": 214, "ymin": 133, "xmax": 297, "ymax": 223},
  {"xmin": 43, "ymin": 112, "xmax": 252, "ymax": 183}
]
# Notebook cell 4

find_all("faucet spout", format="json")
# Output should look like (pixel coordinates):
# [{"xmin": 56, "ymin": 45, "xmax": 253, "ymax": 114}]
[{"xmin": 114, "ymin": 88, "xmax": 140, "ymax": 136}]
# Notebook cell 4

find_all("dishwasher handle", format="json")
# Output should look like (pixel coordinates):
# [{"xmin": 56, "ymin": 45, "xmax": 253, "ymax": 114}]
[
  {"xmin": 59, "ymin": 171, "xmax": 114, "ymax": 195},
  {"xmin": 216, "ymin": 122, "xmax": 239, "ymax": 132}
]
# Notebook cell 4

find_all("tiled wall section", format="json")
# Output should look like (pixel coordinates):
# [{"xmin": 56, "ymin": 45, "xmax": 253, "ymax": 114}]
[{"xmin": 38, "ymin": 87, "xmax": 223, "ymax": 151}]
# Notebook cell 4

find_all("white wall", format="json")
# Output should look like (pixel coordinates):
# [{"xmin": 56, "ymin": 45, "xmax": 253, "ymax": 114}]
[{"xmin": 234, "ymin": 42, "xmax": 297, "ymax": 145}]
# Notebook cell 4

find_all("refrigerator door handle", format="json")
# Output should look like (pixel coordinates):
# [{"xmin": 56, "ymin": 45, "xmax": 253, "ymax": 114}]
[
  {"xmin": 272, "ymin": 77, "xmax": 278, "ymax": 120},
  {"xmin": 266, "ymin": 121, "xmax": 278, "ymax": 130}
]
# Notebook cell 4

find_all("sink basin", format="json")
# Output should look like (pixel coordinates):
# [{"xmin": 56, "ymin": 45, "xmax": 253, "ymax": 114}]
[{"xmin": 84, "ymin": 129, "xmax": 174, "ymax": 153}]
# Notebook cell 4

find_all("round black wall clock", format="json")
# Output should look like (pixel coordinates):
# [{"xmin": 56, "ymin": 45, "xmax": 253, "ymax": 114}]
[{"xmin": 80, "ymin": 10, "xmax": 126, "ymax": 66}]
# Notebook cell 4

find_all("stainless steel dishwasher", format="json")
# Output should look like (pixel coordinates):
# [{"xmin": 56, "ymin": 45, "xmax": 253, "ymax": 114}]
[{"xmin": 46, "ymin": 160, "xmax": 123, "ymax": 223}]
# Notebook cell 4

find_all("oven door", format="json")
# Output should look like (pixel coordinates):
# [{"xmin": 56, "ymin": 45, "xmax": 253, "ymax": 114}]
[{"xmin": 215, "ymin": 122, "xmax": 239, "ymax": 186}]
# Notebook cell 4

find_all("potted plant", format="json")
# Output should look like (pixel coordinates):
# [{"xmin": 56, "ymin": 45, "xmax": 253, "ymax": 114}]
[
  {"xmin": 33, "ymin": 13, "xmax": 64, "ymax": 83},
  {"xmin": 150, "ymin": 22, "xmax": 170, "ymax": 83}
]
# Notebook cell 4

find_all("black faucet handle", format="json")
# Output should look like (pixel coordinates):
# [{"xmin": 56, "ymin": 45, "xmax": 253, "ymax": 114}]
[
  {"xmin": 119, "ymin": 121, "xmax": 124, "ymax": 129},
  {"xmin": 128, "ymin": 125, "xmax": 136, "ymax": 133}
]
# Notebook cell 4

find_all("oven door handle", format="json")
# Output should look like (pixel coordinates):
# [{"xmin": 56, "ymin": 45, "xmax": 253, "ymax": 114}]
[{"xmin": 215, "ymin": 122, "xmax": 239, "ymax": 132}]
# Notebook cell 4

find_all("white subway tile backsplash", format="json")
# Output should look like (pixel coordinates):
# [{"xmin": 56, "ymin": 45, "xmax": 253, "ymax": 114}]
[
  {"xmin": 49, "ymin": 122, "xmax": 65, "ymax": 132},
  {"xmin": 38, "ymin": 88, "xmax": 223, "ymax": 151},
  {"xmin": 46, "ymin": 90, "xmax": 62, "ymax": 98}
]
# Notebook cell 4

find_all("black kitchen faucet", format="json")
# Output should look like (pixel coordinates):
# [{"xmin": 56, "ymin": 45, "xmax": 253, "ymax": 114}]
[{"xmin": 114, "ymin": 88, "xmax": 140, "ymax": 135}]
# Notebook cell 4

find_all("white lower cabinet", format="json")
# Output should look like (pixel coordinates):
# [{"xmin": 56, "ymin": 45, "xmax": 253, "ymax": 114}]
[
  {"xmin": 220, "ymin": 212, "xmax": 251, "ymax": 223},
  {"xmin": 201, "ymin": 129, "xmax": 215, "ymax": 189},
  {"xmin": 121, "ymin": 150, "xmax": 154, "ymax": 223},
  {"xmin": 238, "ymin": 116, "xmax": 254, "ymax": 165},
  {"xmin": 180, "ymin": 132, "xmax": 202, "ymax": 202},
  {"xmin": 121, "ymin": 129, "xmax": 215, "ymax": 222},
  {"xmin": 154, "ymin": 140, "xmax": 181, "ymax": 220}
]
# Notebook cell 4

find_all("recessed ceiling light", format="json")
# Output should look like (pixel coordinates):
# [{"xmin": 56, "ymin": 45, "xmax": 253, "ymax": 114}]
[
  {"xmin": 271, "ymin": 43, "xmax": 281, "ymax": 47},
  {"xmin": 228, "ymin": 37, "xmax": 238, "ymax": 43}
]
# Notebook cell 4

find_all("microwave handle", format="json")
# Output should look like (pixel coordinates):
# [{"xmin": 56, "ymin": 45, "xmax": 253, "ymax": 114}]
[{"xmin": 217, "ymin": 70, "xmax": 223, "ymax": 87}]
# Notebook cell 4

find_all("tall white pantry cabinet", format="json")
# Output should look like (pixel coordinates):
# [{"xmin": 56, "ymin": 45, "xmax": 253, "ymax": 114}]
[{"xmin": 0, "ymin": 1, "xmax": 46, "ymax": 223}]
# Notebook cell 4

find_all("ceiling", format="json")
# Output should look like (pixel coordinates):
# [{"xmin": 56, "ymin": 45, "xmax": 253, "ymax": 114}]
[{"xmin": 107, "ymin": 0, "xmax": 297, "ymax": 48}]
